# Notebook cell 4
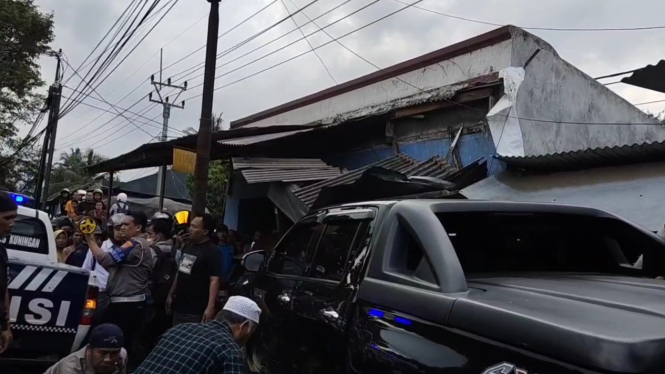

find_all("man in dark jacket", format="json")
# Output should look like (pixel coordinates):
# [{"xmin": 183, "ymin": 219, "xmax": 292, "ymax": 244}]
[{"xmin": 0, "ymin": 192, "xmax": 17, "ymax": 354}]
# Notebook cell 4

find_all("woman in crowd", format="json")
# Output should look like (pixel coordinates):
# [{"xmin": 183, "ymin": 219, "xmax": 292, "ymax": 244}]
[
  {"xmin": 88, "ymin": 201, "xmax": 108, "ymax": 226},
  {"xmin": 54, "ymin": 230, "xmax": 68, "ymax": 263}
]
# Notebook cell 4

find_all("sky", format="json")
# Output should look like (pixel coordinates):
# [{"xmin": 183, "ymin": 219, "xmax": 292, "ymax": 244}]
[{"xmin": 30, "ymin": 0, "xmax": 665, "ymax": 181}]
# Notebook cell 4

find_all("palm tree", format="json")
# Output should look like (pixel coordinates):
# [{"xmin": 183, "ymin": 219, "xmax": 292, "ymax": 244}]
[{"xmin": 48, "ymin": 148, "xmax": 108, "ymax": 195}]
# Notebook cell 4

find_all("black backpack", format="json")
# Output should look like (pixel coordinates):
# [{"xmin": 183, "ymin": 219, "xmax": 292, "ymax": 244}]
[
  {"xmin": 114, "ymin": 201, "xmax": 131, "ymax": 215},
  {"xmin": 150, "ymin": 243, "xmax": 178, "ymax": 307}
]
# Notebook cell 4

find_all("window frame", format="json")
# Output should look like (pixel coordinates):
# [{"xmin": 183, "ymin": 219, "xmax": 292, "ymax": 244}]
[
  {"xmin": 2, "ymin": 213, "xmax": 50, "ymax": 256},
  {"xmin": 302, "ymin": 208, "xmax": 377, "ymax": 285}
]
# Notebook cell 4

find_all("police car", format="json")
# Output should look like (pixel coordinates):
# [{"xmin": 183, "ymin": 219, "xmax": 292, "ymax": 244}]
[{"xmin": 1, "ymin": 193, "xmax": 97, "ymax": 366}]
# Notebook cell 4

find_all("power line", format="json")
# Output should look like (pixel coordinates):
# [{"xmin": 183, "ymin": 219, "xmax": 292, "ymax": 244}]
[
  {"xmin": 60, "ymin": 94, "xmax": 164, "ymax": 133},
  {"xmin": 61, "ymin": 0, "xmax": 179, "ymax": 117},
  {"xmin": 635, "ymin": 99, "xmax": 665, "ymax": 106},
  {"xmin": 393, "ymin": 0, "xmax": 665, "ymax": 32},
  {"xmin": 167, "ymin": 0, "xmax": 330, "ymax": 83},
  {"xmin": 280, "ymin": 0, "xmax": 337, "ymax": 85},
  {"xmin": 105, "ymin": 11, "xmax": 209, "ymax": 98},
  {"xmin": 157, "ymin": 0, "xmax": 280, "ymax": 75},
  {"xmin": 57, "ymin": 103, "xmax": 160, "ymax": 150},
  {"xmin": 181, "ymin": 0, "xmax": 383, "ymax": 94}
]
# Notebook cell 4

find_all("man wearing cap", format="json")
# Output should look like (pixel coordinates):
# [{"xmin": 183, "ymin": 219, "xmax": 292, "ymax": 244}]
[
  {"xmin": 44, "ymin": 323, "xmax": 128, "ymax": 374},
  {"xmin": 0, "ymin": 192, "xmax": 17, "ymax": 354},
  {"xmin": 135, "ymin": 296, "xmax": 261, "ymax": 374}
]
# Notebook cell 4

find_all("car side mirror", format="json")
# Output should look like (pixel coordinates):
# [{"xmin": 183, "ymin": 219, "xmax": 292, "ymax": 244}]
[{"xmin": 242, "ymin": 250, "xmax": 266, "ymax": 272}]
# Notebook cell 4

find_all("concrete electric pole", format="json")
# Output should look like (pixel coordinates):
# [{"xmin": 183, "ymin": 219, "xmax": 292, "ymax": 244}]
[
  {"xmin": 35, "ymin": 49, "xmax": 63, "ymax": 210},
  {"xmin": 192, "ymin": 0, "xmax": 221, "ymax": 216},
  {"xmin": 148, "ymin": 48, "xmax": 187, "ymax": 210}
]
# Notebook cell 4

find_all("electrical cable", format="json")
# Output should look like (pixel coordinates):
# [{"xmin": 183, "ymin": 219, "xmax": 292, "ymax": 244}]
[
  {"xmin": 62, "ymin": 0, "xmax": 179, "ymax": 118},
  {"xmin": 169, "ymin": 0, "xmax": 352, "ymax": 86},
  {"xmin": 105, "ymin": 11, "xmax": 209, "ymax": 97},
  {"xmin": 393, "ymin": 0, "xmax": 665, "ymax": 31},
  {"xmin": 179, "ymin": 0, "xmax": 382, "ymax": 93},
  {"xmin": 156, "ymin": 0, "xmax": 281, "ymax": 75},
  {"xmin": 61, "ymin": 0, "xmax": 153, "ymax": 113},
  {"xmin": 166, "ymin": 0, "xmax": 324, "ymax": 82},
  {"xmin": 280, "ymin": 0, "xmax": 337, "ymax": 85}
]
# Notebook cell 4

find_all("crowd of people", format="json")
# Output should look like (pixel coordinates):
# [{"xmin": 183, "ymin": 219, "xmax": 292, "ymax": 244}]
[{"xmin": 0, "ymin": 191, "xmax": 269, "ymax": 373}]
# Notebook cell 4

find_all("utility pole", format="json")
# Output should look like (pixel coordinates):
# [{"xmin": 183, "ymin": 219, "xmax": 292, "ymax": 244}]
[
  {"xmin": 148, "ymin": 48, "xmax": 187, "ymax": 210},
  {"xmin": 35, "ymin": 49, "xmax": 63, "ymax": 210},
  {"xmin": 192, "ymin": 0, "xmax": 221, "ymax": 215}
]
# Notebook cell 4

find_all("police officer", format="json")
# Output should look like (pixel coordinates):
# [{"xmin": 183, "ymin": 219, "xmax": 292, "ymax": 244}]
[{"xmin": 0, "ymin": 192, "xmax": 18, "ymax": 354}]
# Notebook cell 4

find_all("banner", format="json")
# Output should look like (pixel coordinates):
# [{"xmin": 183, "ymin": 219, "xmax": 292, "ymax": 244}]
[{"xmin": 173, "ymin": 148, "xmax": 196, "ymax": 174}]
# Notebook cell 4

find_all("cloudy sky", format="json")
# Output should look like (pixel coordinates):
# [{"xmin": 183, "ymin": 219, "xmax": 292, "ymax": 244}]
[{"xmin": 30, "ymin": 0, "xmax": 665, "ymax": 181}]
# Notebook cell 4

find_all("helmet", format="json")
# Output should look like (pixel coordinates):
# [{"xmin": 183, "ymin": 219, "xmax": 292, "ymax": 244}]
[
  {"xmin": 93, "ymin": 189, "xmax": 103, "ymax": 195},
  {"xmin": 61, "ymin": 188, "xmax": 70, "ymax": 193},
  {"xmin": 152, "ymin": 211, "xmax": 173, "ymax": 222},
  {"xmin": 78, "ymin": 190, "xmax": 86, "ymax": 196},
  {"xmin": 117, "ymin": 193, "xmax": 128, "ymax": 202}
]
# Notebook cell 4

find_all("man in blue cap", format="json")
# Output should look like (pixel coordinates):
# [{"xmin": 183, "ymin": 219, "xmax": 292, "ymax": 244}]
[{"xmin": 44, "ymin": 323, "xmax": 128, "ymax": 374}]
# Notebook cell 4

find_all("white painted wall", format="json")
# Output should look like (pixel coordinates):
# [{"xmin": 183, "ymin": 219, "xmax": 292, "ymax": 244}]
[
  {"xmin": 246, "ymin": 40, "xmax": 513, "ymax": 128},
  {"xmin": 509, "ymin": 28, "xmax": 662, "ymax": 157}
]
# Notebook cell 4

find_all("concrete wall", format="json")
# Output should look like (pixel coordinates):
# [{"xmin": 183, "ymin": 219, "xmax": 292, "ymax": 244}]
[
  {"xmin": 246, "ymin": 41, "xmax": 513, "ymax": 128},
  {"xmin": 461, "ymin": 161, "xmax": 665, "ymax": 232},
  {"xmin": 510, "ymin": 28, "xmax": 663, "ymax": 156}
]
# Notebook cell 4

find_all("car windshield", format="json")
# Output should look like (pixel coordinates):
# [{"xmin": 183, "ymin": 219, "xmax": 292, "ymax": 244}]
[{"xmin": 437, "ymin": 212, "xmax": 664, "ymax": 276}]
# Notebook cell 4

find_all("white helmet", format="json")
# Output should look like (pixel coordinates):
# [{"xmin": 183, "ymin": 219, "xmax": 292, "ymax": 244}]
[
  {"xmin": 77, "ymin": 190, "xmax": 86, "ymax": 196},
  {"xmin": 117, "ymin": 193, "xmax": 128, "ymax": 202}
]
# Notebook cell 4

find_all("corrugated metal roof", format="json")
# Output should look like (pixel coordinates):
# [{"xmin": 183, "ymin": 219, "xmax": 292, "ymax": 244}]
[
  {"xmin": 495, "ymin": 140, "xmax": 665, "ymax": 171},
  {"xmin": 232, "ymin": 157, "xmax": 331, "ymax": 170},
  {"xmin": 293, "ymin": 154, "xmax": 458, "ymax": 207},
  {"xmin": 621, "ymin": 60, "xmax": 665, "ymax": 94},
  {"xmin": 232, "ymin": 157, "xmax": 342, "ymax": 184},
  {"xmin": 240, "ymin": 168, "xmax": 342, "ymax": 184},
  {"xmin": 220, "ymin": 129, "xmax": 310, "ymax": 146}
]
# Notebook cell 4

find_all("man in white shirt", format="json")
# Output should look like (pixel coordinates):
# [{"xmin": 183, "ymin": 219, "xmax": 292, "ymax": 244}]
[{"xmin": 83, "ymin": 214, "xmax": 125, "ymax": 324}]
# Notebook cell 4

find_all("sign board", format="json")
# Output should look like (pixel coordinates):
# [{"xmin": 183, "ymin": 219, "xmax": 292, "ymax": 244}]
[{"xmin": 173, "ymin": 148, "xmax": 196, "ymax": 174}]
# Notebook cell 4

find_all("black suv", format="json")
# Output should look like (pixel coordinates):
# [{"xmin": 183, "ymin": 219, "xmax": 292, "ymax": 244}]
[{"xmin": 242, "ymin": 200, "xmax": 665, "ymax": 374}]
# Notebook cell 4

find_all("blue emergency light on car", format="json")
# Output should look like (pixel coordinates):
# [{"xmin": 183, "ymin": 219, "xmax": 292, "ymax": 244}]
[{"xmin": 4, "ymin": 191, "xmax": 35, "ymax": 207}]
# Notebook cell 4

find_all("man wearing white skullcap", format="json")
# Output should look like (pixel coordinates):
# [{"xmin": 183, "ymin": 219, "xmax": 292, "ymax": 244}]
[{"xmin": 135, "ymin": 296, "xmax": 261, "ymax": 374}]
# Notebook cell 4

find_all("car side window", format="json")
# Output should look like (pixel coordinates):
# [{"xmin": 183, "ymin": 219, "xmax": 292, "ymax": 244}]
[
  {"xmin": 308, "ymin": 220, "xmax": 370, "ymax": 282},
  {"xmin": 268, "ymin": 221, "xmax": 324, "ymax": 277},
  {"xmin": 1, "ymin": 214, "xmax": 49, "ymax": 255}
]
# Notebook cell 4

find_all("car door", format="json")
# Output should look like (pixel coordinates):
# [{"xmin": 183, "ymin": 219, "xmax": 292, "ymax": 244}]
[
  {"xmin": 250, "ymin": 215, "xmax": 325, "ymax": 374},
  {"xmin": 290, "ymin": 208, "xmax": 375, "ymax": 374}
]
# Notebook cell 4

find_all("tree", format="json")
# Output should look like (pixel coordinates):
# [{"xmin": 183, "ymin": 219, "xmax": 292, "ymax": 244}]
[
  {"xmin": 0, "ymin": 0, "xmax": 54, "ymax": 191},
  {"xmin": 186, "ymin": 161, "xmax": 229, "ymax": 218},
  {"xmin": 47, "ymin": 148, "xmax": 108, "ymax": 195}
]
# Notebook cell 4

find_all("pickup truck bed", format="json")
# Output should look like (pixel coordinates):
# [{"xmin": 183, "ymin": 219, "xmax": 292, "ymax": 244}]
[{"xmin": 458, "ymin": 274, "xmax": 665, "ymax": 373}]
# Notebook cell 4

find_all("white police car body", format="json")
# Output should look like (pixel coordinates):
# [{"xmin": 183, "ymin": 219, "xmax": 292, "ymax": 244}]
[{"xmin": 2, "ymin": 202, "xmax": 97, "ymax": 364}]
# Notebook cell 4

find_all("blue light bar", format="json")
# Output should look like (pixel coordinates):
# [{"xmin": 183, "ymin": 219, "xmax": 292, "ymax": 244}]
[{"xmin": 15, "ymin": 195, "xmax": 24, "ymax": 203}]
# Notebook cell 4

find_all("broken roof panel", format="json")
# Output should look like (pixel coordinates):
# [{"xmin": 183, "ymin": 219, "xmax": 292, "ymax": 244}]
[
  {"xmin": 293, "ymin": 154, "xmax": 459, "ymax": 207},
  {"xmin": 621, "ymin": 60, "xmax": 665, "ymax": 94}
]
